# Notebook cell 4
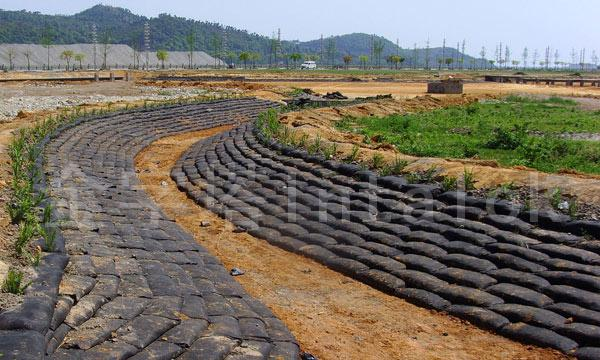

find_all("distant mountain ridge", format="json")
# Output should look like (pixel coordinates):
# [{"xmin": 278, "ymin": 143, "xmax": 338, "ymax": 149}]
[{"xmin": 0, "ymin": 4, "xmax": 482, "ymax": 66}]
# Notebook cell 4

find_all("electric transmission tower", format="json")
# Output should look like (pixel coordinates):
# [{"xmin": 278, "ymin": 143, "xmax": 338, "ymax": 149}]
[
  {"xmin": 144, "ymin": 22, "xmax": 150, "ymax": 69},
  {"xmin": 92, "ymin": 24, "xmax": 98, "ymax": 70}
]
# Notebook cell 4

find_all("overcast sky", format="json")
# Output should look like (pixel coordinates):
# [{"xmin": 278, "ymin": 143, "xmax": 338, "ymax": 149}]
[{"xmin": 1, "ymin": 0, "xmax": 598, "ymax": 60}]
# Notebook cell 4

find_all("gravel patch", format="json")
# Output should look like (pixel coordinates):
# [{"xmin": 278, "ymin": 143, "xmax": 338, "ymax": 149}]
[{"xmin": 0, "ymin": 86, "xmax": 237, "ymax": 122}]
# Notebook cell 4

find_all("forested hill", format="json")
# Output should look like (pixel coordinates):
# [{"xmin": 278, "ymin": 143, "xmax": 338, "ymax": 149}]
[{"xmin": 0, "ymin": 5, "xmax": 481, "ymax": 66}]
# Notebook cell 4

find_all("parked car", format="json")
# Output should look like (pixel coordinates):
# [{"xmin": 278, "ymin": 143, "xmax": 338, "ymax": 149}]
[{"xmin": 300, "ymin": 61, "xmax": 317, "ymax": 70}]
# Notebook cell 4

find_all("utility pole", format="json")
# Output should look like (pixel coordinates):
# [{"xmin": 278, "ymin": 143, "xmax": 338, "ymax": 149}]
[
  {"xmin": 412, "ymin": 43, "xmax": 417, "ymax": 69},
  {"xmin": 440, "ymin": 38, "xmax": 446, "ymax": 70},
  {"xmin": 320, "ymin": 34, "xmax": 324, "ymax": 66},
  {"xmin": 424, "ymin": 38, "xmax": 431, "ymax": 70},
  {"xmin": 277, "ymin": 28, "xmax": 281, "ymax": 67},
  {"xmin": 144, "ymin": 22, "xmax": 150, "ymax": 69},
  {"xmin": 461, "ymin": 39, "xmax": 466, "ymax": 70},
  {"xmin": 455, "ymin": 41, "xmax": 460, "ymax": 70},
  {"xmin": 92, "ymin": 23, "xmax": 97, "ymax": 70},
  {"xmin": 370, "ymin": 34, "xmax": 375, "ymax": 67}
]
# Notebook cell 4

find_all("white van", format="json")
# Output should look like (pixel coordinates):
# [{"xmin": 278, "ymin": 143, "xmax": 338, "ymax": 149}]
[{"xmin": 301, "ymin": 61, "xmax": 317, "ymax": 70}]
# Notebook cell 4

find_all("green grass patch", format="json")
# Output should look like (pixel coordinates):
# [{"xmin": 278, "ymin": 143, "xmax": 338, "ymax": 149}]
[{"xmin": 336, "ymin": 96, "xmax": 600, "ymax": 174}]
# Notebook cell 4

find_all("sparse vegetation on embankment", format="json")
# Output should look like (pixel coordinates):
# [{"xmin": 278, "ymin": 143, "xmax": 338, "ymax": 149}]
[
  {"xmin": 1, "ymin": 93, "xmax": 240, "ymax": 301},
  {"xmin": 256, "ymin": 100, "xmax": 600, "ymax": 221},
  {"xmin": 335, "ymin": 96, "xmax": 600, "ymax": 175}
]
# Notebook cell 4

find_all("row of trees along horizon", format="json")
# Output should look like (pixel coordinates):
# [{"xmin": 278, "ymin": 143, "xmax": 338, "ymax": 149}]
[{"xmin": 2, "ymin": 25, "xmax": 598, "ymax": 72}]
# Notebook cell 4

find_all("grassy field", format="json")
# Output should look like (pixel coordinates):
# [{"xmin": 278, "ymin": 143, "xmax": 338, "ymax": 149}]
[{"xmin": 336, "ymin": 96, "xmax": 600, "ymax": 174}]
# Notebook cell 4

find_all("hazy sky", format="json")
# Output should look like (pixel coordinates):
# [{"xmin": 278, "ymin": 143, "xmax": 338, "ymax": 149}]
[{"xmin": 1, "ymin": 0, "xmax": 598, "ymax": 59}]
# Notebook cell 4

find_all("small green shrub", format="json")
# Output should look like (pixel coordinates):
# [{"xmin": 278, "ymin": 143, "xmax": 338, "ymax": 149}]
[
  {"xmin": 298, "ymin": 134, "xmax": 309, "ymax": 147},
  {"xmin": 406, "ymin": 167, "xmax": 438, "ymax": 184},
  {"xmin": 371, "ymin": 153, "xmax": 385, "ymax": 169},
  {"xmin": 42, "ymin": 203, "xmax": 53, "ymax": 224},
  {"xmin": 568, "ymin": 199, "xmax": 578, "ymax": 218},
  {"xmin": 307, "ymin": 135, "xmax": 322, "ymax": 155},
  {"xmin": 345, "ymin": 145, "xmax": 361, "ymax": 162},
  {"xmin": 549, "ymin": 188, "xmax": 563, "ymax": 210},
  {"xmin": 15, "ymin": 218, "xmax": 38, "ymax": 256},
  {"xmin": 322, "ymin": 143, "xmax": 338, "ymax": 159},
  {"xmin": 462, "ymin": 168, "xmax": 476, "ymax": 191},
  {"xmin": 485, "ymin": 127, "xmax": 525, "ymax": 150},
  {"xmin": 441, "ymin": 176, "xmax": 458, "ymax": 191},
  {"xmin": 389, "ymin": 158, "xmax": 408, "ymax": 175},
  {"xmin": 41, "ymin": 226, "xmax": 56, "ymax": 252},
  {"xmin": 2, "ymin": 269, "xmax": 30, "ymax": 295},
  {"xmin": 489, "ymin": 182, "xmax": 516, "ymax": 200},
  {"xmin": 462, "ymin": 144, "xmax": 478, "ymax": 158}
]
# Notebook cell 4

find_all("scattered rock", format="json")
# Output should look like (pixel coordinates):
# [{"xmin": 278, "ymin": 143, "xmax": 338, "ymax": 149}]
[
  {"xmin": 232, "ymin": 226, "xmax": 246, "ymax": 233},
  {"xmin": 557, "ymin": 201, "xmax": 570, "ymax": 211},
  {"xmin": 230, "ymin": 268, "xmax": 245, "ymax": 276},
  {"xmin": 160, "ymin": 181, "xmax": 168, "ymax": 187},
  {"xmin": 301, "ymin": 352, "xmax": 318, "ymax": 360},
  {"xmin": 200, "ymin": 221, "xmax": 211, "ymax": 228}
]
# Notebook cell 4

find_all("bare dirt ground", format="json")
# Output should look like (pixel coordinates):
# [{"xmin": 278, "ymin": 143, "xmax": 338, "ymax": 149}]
[
  {"xmin": 279, "ymin": 81, "xmax": 600, "ymax": 99},
  {"xmin": 135, "ymin": 130, "xmax": 567, "ymax": 360}
]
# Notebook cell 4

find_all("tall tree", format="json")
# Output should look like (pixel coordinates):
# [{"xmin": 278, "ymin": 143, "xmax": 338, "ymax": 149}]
[
  {"xmin": 250, "ymin": 52, "xmax": 261, "ymax": 68},
  {"xmin": 373, "ymin": 38, "xmax": 385, "ymax": 68},
  {"xmin": 186, "ymin": 28, "xmax": 195, "ymax": 69},
  {"xmin": 6, "ymin": 47, "xmax": 16, "ymax": 70},
  {"xmin": 156, "ymin": 49, "xmax": 168, "ymax": 69},
  {"xmin": 61, "ymin": 50, "xmax": 74, "ymax": 70},
  {"xmin": 554, "ymin": 50, "xmax": 560, "ymax": 70},
  {"xmin": 522, "ymin": 47, "xmax": 529, "ymax": 69},
  {"xmin": 74, "ymin": 53, "xmax": 85, "ymax": 69},
  {"xmin": 211, "ymin": 33, "xmax": 222, "ymax": 68},
  {"xmin": 129, "ymin": 30, "xmax": 143, "ymax": 69},
  {"xmin": 359, "ymin": 55, "xmax": 369, "ymax": 70},
  {"xmin": 40, "ymin": 27, "xmax": 54, "ymax": 70},
  {"xmin": 101, "ymin": 31, "xmax": 112, "ymax": 69},
  {"xmin": 505, "ymin": 46, "xmax": 511, "ymax": 69},
  {"xmin": 444, "ymin": 57, "xmax": 453, "ymax": 69},
  {"xmin": 289, "ymin": 53, "xmax": 302, "ymax": 68},
  {"xmin": 23, "ymin": 48, "xmax": 32, "ymax": 71},
  {"xmin": 343, "ymin": 55, "xmax": 352, "ymax": 69},
  {"xmin": 239, "ymin": 52, "xmax": 250, "ymax": 69},
  {"xmin": 387, "ymin": 55, "xmax": 404, "ymax": 70}
]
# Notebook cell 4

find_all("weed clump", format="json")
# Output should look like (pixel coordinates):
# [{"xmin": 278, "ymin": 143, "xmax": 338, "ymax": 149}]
[{"xmin": 2, "ymin": 269, "xmax": 30, "ymax": 295}]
